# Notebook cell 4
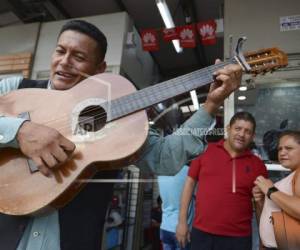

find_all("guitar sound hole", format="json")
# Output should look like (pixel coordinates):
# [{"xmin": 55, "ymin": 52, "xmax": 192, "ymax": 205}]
[{"xmin": 78, "ymin": 105, "xmax": 107, "ymax": 132}]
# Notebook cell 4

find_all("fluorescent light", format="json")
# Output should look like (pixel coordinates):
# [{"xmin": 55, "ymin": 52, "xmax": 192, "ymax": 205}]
[
  {"xmin": 180, "ymin": 106, "xmax": 189, "ymax": 113},
  {"xmin": 156, "ymin": 0, "xmax": 183, "ymax": 53},
  {"xmin": 190, "ymin": 90, "xmax": 199, "ymax": 110},
  {"xmin": 238, "ymin": 96, "xmax": 246, "ymax": 100},
  {"xmin": 171, "ymin": 40, "xmax": 182, "ymax": 53},
  {"xmin": 239, "ymin": 86, "xmax": 247, "ymax": 91},
  {"xmin": 157, "ymin": 103, "xmax": 164, "ymax": 110},
  {"xmin": 156, "ymin": 0, "xmax": 174, "ymax": 28}
]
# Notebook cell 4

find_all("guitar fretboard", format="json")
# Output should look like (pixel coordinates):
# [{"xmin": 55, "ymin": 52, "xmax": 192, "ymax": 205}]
[{"xmin": 107, "ymin": 58, "xmax": 236, "ymax": 121}]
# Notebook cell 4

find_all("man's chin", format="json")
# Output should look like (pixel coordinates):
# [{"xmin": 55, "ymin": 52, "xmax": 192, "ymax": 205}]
[
  {"xmin": 52, "ymin": 80, "xmax": 77, "ymax": 90},
  {"xmin": 233, "ymin": 144, "xmax": 248, "ymax": 152}
]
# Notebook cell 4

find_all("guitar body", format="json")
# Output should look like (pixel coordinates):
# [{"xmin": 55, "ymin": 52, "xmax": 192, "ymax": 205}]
[{"xmin": 0, "ymin": 73, "xmax": 148, "ymax": 215}]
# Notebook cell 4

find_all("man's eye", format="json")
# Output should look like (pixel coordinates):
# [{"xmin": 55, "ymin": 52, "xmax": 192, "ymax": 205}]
[
  {"xmin": 76, "ymin": 55, "xmax": 85, "ymax": 61},
  {"xmin": 56, "ymin": 49, "xmax": 64, "ymax": 54}
]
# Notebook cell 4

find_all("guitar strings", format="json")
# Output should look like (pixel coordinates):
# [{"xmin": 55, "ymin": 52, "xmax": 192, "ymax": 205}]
[{"xmin": 38, "ymin": 60, "xmax": 234, "ymax": 131}]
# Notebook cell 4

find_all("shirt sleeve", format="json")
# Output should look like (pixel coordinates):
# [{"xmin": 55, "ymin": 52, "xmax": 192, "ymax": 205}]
[
  {"xmin": 135, "ymin": 106, "xmax": 215, "ymax": 175},
  {"xmin": 260, "ymin": 162, "xmax": 268, "ymax": 178},
  {"xmin": 254, "ymin": 157, "xmax": 268, "ymax": 178},
  {"xmin": 188, "ymin": 156, "xmax": 202, "ymax": 180},
  {"xmin": 0, "ymin": 76, "xmax": 28, "ymax": 148}
]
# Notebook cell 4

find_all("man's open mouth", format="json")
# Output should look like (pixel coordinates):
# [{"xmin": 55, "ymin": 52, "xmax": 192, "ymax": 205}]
[{"xmin": 56, "ymin": 71, "xmax": 76, "ymax": 79}]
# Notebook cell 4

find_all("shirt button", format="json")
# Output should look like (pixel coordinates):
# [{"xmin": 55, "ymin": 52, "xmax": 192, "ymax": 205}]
[
  {"xmin": 33, "ymin": 231, "xmax": 40, "ymax": 237},
  {"xmin": 0, "ymin": 135, "xmax": 4, "ymax": 141}
]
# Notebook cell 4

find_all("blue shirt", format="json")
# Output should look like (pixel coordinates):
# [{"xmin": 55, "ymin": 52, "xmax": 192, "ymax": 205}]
[
  {"xmin": 0, "ymin": 76, "xmax": 215, "ymax": 250},
  {"xmin": 158, "ymin": 165, "xmax": 194, "ymax": 233}
]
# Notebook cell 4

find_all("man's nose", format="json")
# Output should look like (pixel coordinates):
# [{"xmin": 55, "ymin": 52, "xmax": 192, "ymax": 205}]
[
  {"xmin": 238, "ymin": 130, "xmax": 246, "ymax": 137},
  {"xmin": 60, "ymin": 54, "xmax": 72, "ymax": 67},
  {"xmin": 279, "ymin": 149, "xmax": 287, "ymax": 156}
]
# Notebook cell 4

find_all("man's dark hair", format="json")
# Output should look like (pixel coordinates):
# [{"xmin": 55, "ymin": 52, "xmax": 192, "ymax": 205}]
[
  {"xmin": 58, "ymin": 20, "xmax": 107, "ymax": 61},
  {"xmin": 279, "ymin": 130, "xmax": 300, "ymax": 145},
  {"xmin": 229, "ymin": 111, "xmax": 256, "ymax": 132}
]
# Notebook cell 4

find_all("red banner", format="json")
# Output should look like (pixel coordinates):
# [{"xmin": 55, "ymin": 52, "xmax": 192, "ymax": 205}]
[
  {"xmin": 162, "ymin": 28, "xmax": 178, "ymax": 42},
  {"xmin": 197, "ymin": 20, "xmax": 217, "ymax": 45},
  {"xmin": 176, "ymin": 24, "xmax": 196, "ymax": 48},
  {"xmin": 141, "ymin": 29, "xmax": 159, "ymax": 51}
]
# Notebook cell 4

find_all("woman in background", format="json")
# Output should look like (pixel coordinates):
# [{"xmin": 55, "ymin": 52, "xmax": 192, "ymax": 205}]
[{"xmin": 254, "ymin": 130, "xmax": 300, "ymax": 249}]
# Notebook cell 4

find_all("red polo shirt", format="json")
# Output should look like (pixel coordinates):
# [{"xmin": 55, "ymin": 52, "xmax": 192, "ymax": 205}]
[{"xmin": 188, "ymin": 139, "xmax": 267, "ymax": 236}]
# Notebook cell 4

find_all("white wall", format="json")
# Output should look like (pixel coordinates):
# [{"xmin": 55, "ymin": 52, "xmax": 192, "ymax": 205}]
[
  {"xmin": 0, "ymin": 22, "xmax": 40, "ymax": 55},
  {"xmin": 120, "ymin": 24, "xmax": 159, "ymax": 89},
  {"xmin": 224, "ymin": 0, "xmax": 300, "ymax": 58}
]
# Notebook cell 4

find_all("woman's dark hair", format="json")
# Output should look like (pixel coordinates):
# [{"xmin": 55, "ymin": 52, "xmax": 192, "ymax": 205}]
[
  {"xmin": 58, "ymin": 20, "xmax": 107, "ymax": 61},
  {"xmin": 229, "ymin": 111, "xmax": 256, "ymax": 132},
  {"xmin": 279, "ymin": 130, "xmax": 300, "ymax": 145}
]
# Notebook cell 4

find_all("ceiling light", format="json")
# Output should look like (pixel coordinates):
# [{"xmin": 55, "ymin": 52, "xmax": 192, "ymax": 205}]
[
  {"xmin": 171, "ymin": 40, "xmax": 183, "ymax": 53},
  {"xmin": 180, "ymin": 106, "xmax": 189, "ymax": 113},
  {"xmin": 157, "ymin": 103, "xmax": 164, "ymax": 110},
  {"xmin": 239, "ymin": 86, "xmax": 247, "ymax": 91},
  {"xmin": 238, "ymin": 96, "xmax": 246, "ymax": 100},
  {"xmin": 190, "ymin": 90, "xmax": 199, "ymax": 110},
  {"xmin": 156, "ymin": 0, "xmax": 183, "ymax": 53}
]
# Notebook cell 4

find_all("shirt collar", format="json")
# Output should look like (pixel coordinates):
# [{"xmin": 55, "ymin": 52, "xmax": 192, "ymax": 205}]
[{"xmin": 47, "ymin": 80, "xmax": 53, "ymax": 89}]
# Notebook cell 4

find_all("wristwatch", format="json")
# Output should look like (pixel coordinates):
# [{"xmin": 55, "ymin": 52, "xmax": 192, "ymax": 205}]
[{"xmin": 267, "ymin": 186, "xmax": 279, "ymax": 199}]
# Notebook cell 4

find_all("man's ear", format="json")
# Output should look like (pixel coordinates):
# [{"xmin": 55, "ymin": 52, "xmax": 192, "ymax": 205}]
[
  {"xmin": 224, "ymin": 125, "xmax": 230, "ymax": 139},
  {"xmin": 252, "ymin": 133, "xmax": 256, "ymax": 141},
  {"xmin": 96, "ymin": 61, "xmax": 107, "ymax": 74}
]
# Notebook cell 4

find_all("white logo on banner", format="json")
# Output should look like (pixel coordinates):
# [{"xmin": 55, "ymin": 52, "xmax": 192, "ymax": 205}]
[
  {"xmin": 143, "ymin": 33, "xmax": 156, "ymax": 43},
  {"xmin": 199, "ymin": 24, "xmax": 214, "ymax": 37},
  {"xmin": 180, "ymin": 29, "xmax": 194, "ymax": 39}
]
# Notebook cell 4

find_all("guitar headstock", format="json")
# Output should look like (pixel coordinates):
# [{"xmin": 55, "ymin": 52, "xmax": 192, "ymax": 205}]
[{"xmin": 244, "ymin": 48, "xmax": 288, "ymax": 75}]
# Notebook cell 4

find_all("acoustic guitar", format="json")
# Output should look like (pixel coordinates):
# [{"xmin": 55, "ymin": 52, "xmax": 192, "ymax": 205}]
[{"xmin": 0, "ymin": 38, "xmax": 287, "ymax": 215}]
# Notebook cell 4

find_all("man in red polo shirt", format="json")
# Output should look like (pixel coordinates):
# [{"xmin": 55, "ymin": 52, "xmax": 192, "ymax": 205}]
[{"xmin": 176, "ymin": 112, "xmax": 267, "ymax": 250}]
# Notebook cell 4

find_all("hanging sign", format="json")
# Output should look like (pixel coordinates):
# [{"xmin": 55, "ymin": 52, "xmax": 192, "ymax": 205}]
[
  {"xmin": 177, "ymin": 24, "xmax": 196, "ymax": 48},
  {"xmin": 197, "ymin": 20, "xmax": 217, "ymax": 45},
  {"xmin": 141, "ymin": 29, "xmax": 159, "ymax": 51}
]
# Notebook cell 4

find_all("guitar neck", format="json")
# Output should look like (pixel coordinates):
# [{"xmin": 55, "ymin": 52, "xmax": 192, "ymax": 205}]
[{"xmin": 108, "ymin": 58, "xmax": 236, "ymax": 121}]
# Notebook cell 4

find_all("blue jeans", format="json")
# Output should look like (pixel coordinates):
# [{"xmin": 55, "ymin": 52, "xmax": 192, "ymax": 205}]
[{"xmin": 160, "ymin": 229, "xmax": 190, "ymax": 250}]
